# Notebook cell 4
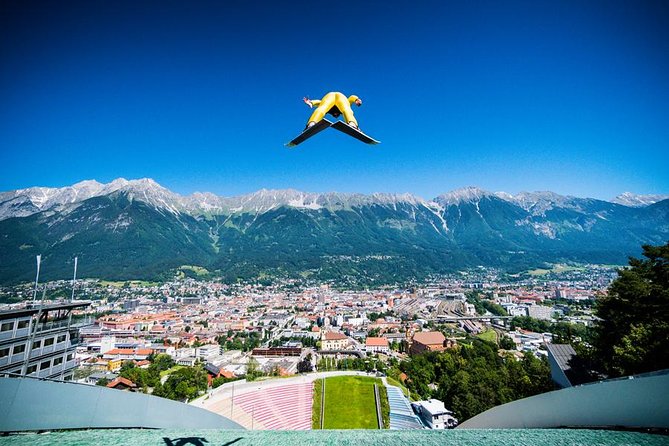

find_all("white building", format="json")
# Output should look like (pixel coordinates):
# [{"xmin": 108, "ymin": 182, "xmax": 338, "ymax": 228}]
[
  {"xmin": 365, "ymin": 337, "xmax": 389, "ymax": 354},
  {"xmin": 413, "ymin": 399, "xmax": 458, "ymax": 429},
  {"xmin": 196, "ymin": 344, "xmax": 220, "ymax": 361},
  {"xmin": 0, "ymin": 301, "xmax": 90, "ymax": 381},
  {"xmin": 347, "ymin": 317, "xmax": 365, "ymax": 327},
  {"xmin": 502, "ymin": 304, "xmax": 528, "ymax": 317},
  {"xmin": 99, "ymin": 336, "xmax": 116, "ymax": 354},
  {"xmin": 321, "ymin": 331, "xmax": 349, "ymax": 350},
  {"xmin": 176, "ymin": 356, "xmax": 197, "ymax": 366}
]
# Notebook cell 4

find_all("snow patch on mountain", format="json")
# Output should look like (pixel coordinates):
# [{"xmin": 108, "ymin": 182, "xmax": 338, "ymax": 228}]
[
  {"xmin": 515, "ymin": 219, "xmax": 558, "ymax": 239},
  {"xmin": 493, "ymin": 191, "xmax": 593, "ymax": 216},
  {"xmin": 434, "ymin": 186, "xmax": 495, "ymax": 206},
  {"xmin": 612, "ymin": 192, "xmax": 669, "ymax": 207},
  {"xmin": 2, "ymin": 178, "xmax": 665, "ymax": 225}
]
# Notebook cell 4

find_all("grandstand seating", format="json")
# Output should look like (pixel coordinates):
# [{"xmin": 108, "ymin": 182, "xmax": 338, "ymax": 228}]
[
  {"xmin": 385, "ymin": 385, "xmax": 424, "ymax": 429},
  {"xmin": 232, "ymin": 382, "xmax": 313, "ymax": 430}
]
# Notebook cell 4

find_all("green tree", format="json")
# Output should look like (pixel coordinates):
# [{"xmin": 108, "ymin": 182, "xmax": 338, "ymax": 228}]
[
  {"xmin": 402, "ymin": 339, "xmax": 553, "ymax": 422},
  {"xmin": 481, "ymin": 300, "xmax": 508, "ymax": 316},
  {"xmin": 119, "ymin": 360, "xmax": 136, "ymax": 374},
  {"xmin": 592, "ymin": 242, "xmax": 669, "ymax": 377},
  {"xmin": 245, "ymin": 357, "xmax": 262, "ymax": 381},
  {"xmin": 150, "ymin": 353, "xmax": 176, "ymax": 373},
  {"xmin": 499, "ymin": 335, "xmax": 516, "ymax": 350},
  {"xmin": 153, "ymin": 366, "xmax": 208, "ymax": 401},
  {"xmin": 212, "ymin": 376, "xmax": 237, "ymax": 388},
  {"xmin": 297, "ymin": 354, "xmax": 313, "ymax": 373}
]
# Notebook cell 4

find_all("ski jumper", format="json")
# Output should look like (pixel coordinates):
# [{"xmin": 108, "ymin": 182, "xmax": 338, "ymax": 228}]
[{"xmin": 306, "ymin": 92, "xmax": 360, "ymax": 128}]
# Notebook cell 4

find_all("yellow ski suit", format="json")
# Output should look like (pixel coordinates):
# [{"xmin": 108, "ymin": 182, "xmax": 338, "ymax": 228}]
[{"xmin": 306, "ymin": 92, "xmax": 361, "ymax": 128}]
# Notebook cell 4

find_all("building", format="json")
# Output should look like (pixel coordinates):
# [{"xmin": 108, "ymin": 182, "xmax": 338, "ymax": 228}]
[
  {"xmin": 321, "ymin": 331, "xmax": 349, "ymax": 350},
  {"xmin": 87, "ymin": 371, "xmax": 118, "ymax": 385},
  {"xmin": 528, "ymin": 305, "xmax": 554, "ymax": 321},
  {"xmin": 204, "ymin": 362, "xmax": 235, "ymax": 386},
  {"xmin": 106, "ymin": 358, "xmax": 124, "ymax": 372},
  {"xmin": 409, "ymin": 331, "xmax": 449, "ymax": 355},
  {"xmin": 177, "ymin": 356, "xmax": 197, "ymax": 366},
  {"xmin": 365, "ymin": 337, "xmax": 390, "ymax": 354},
  {"xmin": 102, "ymin": 348, "xmax": 153, "ymax": 362},
  {"xmin": 0, "ymin": 301, "xmax": 90, "ymax": 381},
  {"xmin": 106, "ymin": 376, "xmax": 138, "ymax": 391},
  {"xmin": 148, "ymin": 344, "xmax": 175, "ymax": 357},
  {"xmin": 122, "ymin": 300, "xmax": 140, "ymax": 312},
  {"xmin": 179, "ymin": 297, "xmax": 203, "ymax": 305},
  {"xmin": 383, "ymin": 332, "xmax": 407, "ymax": 344},
  {"xmin": 196, "ymin": 344, "xmax": 220, "ymax": 361},
  {"xmin": 251, "ymin": 347, "xmax": 301, "ymax": 357},
  {"xmin": 412, "ymin": 399, "xmax": 458, "ymax": 429},
  {"xmin": 546, "ymin": 343, "xmax": 576, "ymax": 388}
]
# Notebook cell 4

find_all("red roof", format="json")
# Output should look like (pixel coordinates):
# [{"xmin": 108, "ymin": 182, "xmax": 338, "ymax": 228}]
[
  {"xmin": 324, "ymin": 332, "xmax": 348, "ymax": 340},
  {"xmin": 412, "ymin": 331, "xmax": 445, "ymax": 346},
  {"xmin": 366, "ymin": 337, "xmax": 389, "ymax": 347},
  {"xmin": 105, "ymin": 348, "xmax": 153, "ymax": 356},
  {"xmin": 106, "ymin": 377, "xmax": 137, "ymax": 389},
  {"xmin": 220, "ymin": 369, "xmax": 235, "ymax": 379}
]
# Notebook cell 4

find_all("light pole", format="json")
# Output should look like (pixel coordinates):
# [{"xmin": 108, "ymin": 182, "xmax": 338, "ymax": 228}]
[{"xmin": 230, "ymin": 381, "xmax": 235, "ymax": 418}]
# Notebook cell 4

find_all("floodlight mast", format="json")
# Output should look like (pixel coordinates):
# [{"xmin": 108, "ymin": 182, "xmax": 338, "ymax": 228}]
[
  {"xmin": 70, "ymin": 257, "xmax": 78, "ymax": 302},
  {"xmin": 31, "ymin": 255, "xmax": 41, "ymax": 303}
]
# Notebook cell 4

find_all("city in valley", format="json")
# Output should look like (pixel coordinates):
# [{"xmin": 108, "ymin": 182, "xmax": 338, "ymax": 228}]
[{"xmin": 0, "ymin": 264, "xmax": 615, "ymax": 428}]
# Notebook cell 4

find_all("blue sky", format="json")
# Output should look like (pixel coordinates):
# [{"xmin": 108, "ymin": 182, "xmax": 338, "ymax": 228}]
[{"xmin": 1, "ymin": 0, "xmax": 668, "ymax": 200}]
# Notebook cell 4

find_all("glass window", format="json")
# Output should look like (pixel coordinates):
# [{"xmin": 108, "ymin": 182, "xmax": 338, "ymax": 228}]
[
  {"xmin": 57, "ymin": 334, "xmax": 66, "ymax": 343},
  {"xmin": 12, "ymin": 344, "xmax": 26, "ymax": 354},
  {"xmin": 0, "ymin": 347, "xmax": 9, "ymax": 358},
  {"xmin": 1, "ymin": 322, "xmax": 13, "ymax": 332},
  {"xmin": 40, "ymin": 360, "xmax": 50, "ymax": 370},
  {"xmin": 32, "ymin": 340, "xmax": 41, "ymax": 349},
  {"xmin": 44, "ymin": 338, "xmax": 54, "ymax": 346},
  {"xmin": 66, "ymin": 353, "xmax": 74, "ymax": 361},
  {"xmin": 53, "ymin": 357, "xmax": 63, "ymax": 366},
  {"xmin": 17, "ymin": 320, "xmax": 29, "ymax": 329},
  {"xmin": 27, "ymin": 365, "xmax": 37, "ymax": 374}
]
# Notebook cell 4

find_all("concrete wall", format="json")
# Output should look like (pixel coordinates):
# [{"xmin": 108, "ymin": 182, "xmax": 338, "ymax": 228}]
[
  {"xmin": 0, "ymin": 377, "xmax": 244, "ymax": 432},
  {"xmin": 459, "ymin": 370, "xmax": 669, "ymax": 429}
]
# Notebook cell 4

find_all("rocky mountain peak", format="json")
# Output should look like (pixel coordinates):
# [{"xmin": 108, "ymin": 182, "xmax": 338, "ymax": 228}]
[
  {"xmin": 434, "ymin": 186, "xmax": 494, "ymax": 206},
  {"xmin": 612, "ymin": 192, "xmax": 669, "ymax": 207}
]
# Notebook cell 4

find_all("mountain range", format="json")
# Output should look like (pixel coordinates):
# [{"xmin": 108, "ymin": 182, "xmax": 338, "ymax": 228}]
[{"xmin": 1, "ymin": 179, "xmax": 667, "ymax": 284}]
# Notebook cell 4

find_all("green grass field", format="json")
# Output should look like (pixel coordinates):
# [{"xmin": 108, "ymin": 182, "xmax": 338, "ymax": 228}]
[
  {"xmin": 312, "ymin": 379, "xmax": 323, "ymax": 429},
  {"xmin": 321, "ymin": 376, "xmax": 381, "ymax": 429},
  {"xmin": 477, "ymin": 328, "xmax": 498, "ymax": 343},
  {"xmin": 385, "ymin": 376, "xmax": 410, "ymax": 399},
  {"xmin": 159, "ymin": 365, "xmax": 185, "ymax": 378},
  {"xmin": 527, "ymin": 264, "xmax": 585, "ymax": 276}
]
